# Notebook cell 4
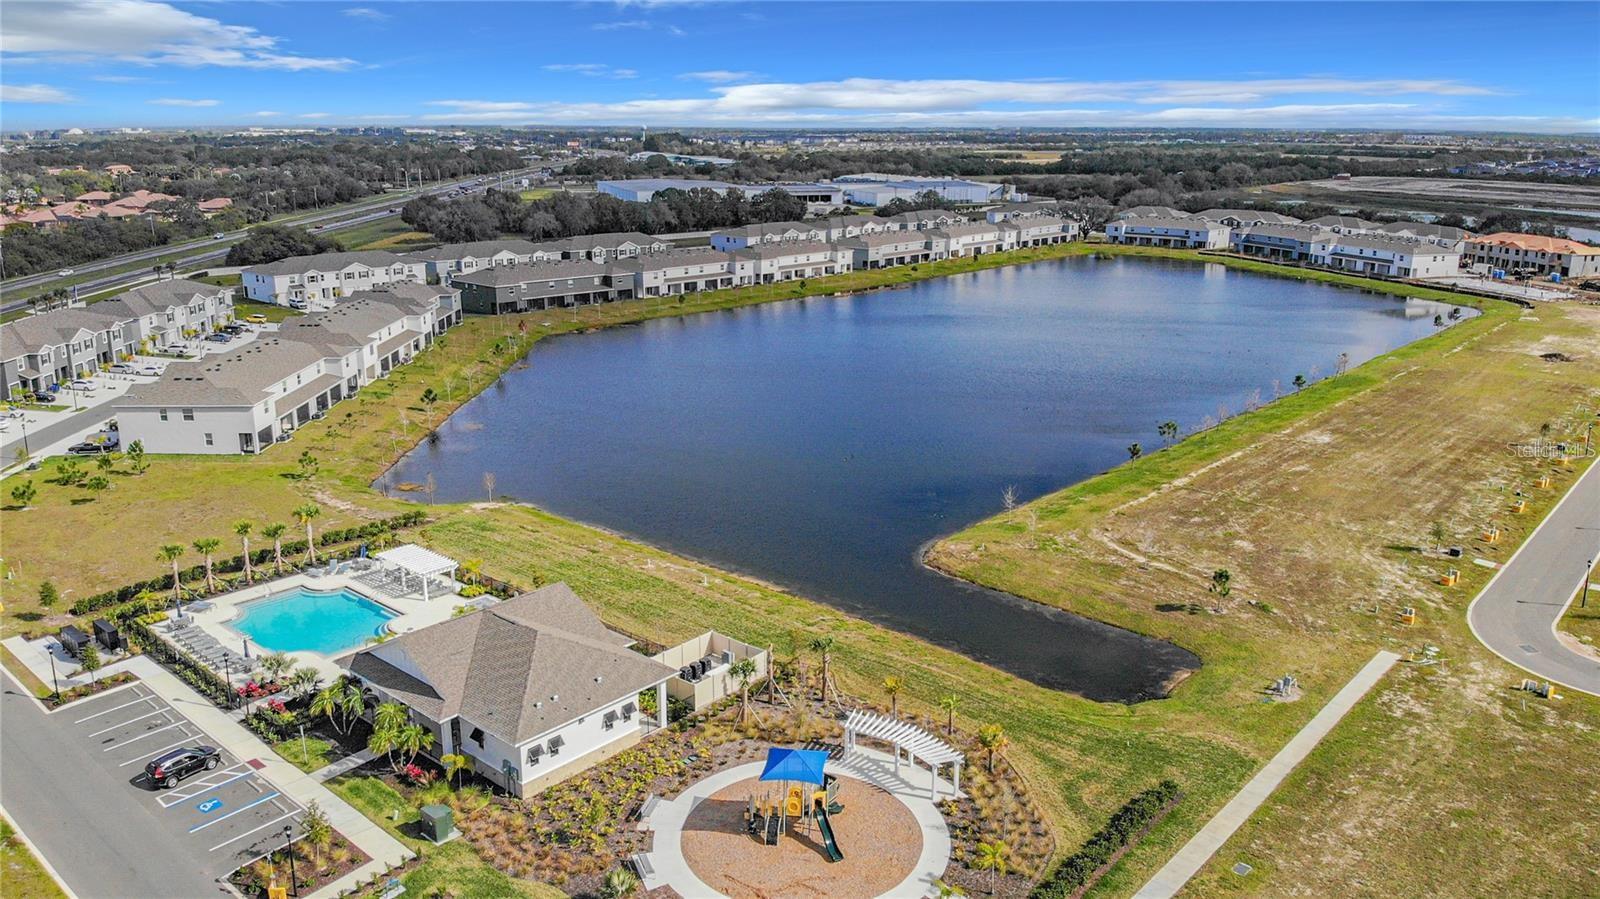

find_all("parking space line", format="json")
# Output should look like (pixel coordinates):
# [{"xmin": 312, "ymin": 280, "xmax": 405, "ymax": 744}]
[
  {"xmin": 118, "ymin": 738, "xmax": 196, "ymax": 767},
  {"xmin": 103, "ymin": 720, "xmax": 183, "ymax": 750},
  {"xmin": 73, "ymin": 692, "xmax": 158, "ymax": 723},
  {"xmin": 158, "ymin": 767, "xmax": 255, "ymax": 807},
  {"xmin": 87, "ymin": 707, "xmax": 171, "ymax": 737},
  {"xmin": 210, "ymin": 810, "xmax": 299, "ymax": 854},
  {"xmin": 187, "ymin": 791, "xmax": 280, "ymax": 834}
]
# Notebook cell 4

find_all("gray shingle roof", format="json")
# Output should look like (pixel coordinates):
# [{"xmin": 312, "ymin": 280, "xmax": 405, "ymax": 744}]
[
  {"xmin": 733, "ymin": 240, "xmax": 837, "ymax": 261},
  {"xmin": 401, "ymin": 239, "xmax": 548, "ymax": 263},
  {"xmin": 340, "ymin": 583, "xmax": 675, "ymax": 745},
  {"xmin": 247, "ymin": 250, "xmax": 410, "ymax": 276},
  {"xmin": 99, "ymin": 279, "xmax": 226, "ymax": 316},
  {"xmin": 0, "ymin": 307, "xmax": 125, "ymax": 360},
  {"xmin": 117, "ymin": 337, "xmax": 336, "ymax": 407},
  {"xmin": 451, "ymin": 259, "xmax": 611, "ymax": 288},
  {"xmin": 1304, "ymin": 215, "xmax": 1380, "ymax": 230}
]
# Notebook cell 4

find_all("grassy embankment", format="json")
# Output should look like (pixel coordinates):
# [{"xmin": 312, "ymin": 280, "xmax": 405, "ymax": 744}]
[
  {"xmin": 2, "ymin": 244, "xmax": 1596, "ymax": 896},
  {"xmin": 0, "ymin": 816, "xmax": 66, "ymax": 899}
]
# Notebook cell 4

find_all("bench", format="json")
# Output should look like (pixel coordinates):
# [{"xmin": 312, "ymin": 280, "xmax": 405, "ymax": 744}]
[{"xmin": 630, "ymin": 852, "xmax": 655, "ymax": 879}]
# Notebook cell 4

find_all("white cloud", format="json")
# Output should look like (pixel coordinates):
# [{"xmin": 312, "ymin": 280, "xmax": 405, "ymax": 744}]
[
  {"xmin": 300, "ymin": 112, "xmax": 331, "ymax": 119},
  {"xmin": 343, "ymin": 7, "xmax": 390, "ymax": 21},
  {"xmin": 252, "ymin": 111, "xmax": 284, "ymax": 117},
  {"xmin": 1, "ymin": 0, "xmax": 355, "ymax": 71},
  {"xmin": 91, "ymin": 74, "xmax": 148, "ymax": 83},
  {"xmin": 1, "ymin": 83, "xmax": 75, "ymax": 103},
  {"xmin": 541, "ymin": 63, "xmax": 637, "ymax": 79},
  {"xmin": 148, "ymin": 97, "xmax": 220, "ymax": 107},
  {"xmin": 665, "ymin": 25, "xmax": 687, "ymax": 37},
  {"xmin": 680, "ymin": 70, "xmax": 757, "ymax": 83},
  {"xmin": 593, "ymin": 20, "xmax": 651, "ymax": 31}
]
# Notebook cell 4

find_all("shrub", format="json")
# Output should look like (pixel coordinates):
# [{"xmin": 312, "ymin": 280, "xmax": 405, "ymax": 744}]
[{"xmin": 1030, "ymin": 780, "xmax": 1180, "ymax": 899}]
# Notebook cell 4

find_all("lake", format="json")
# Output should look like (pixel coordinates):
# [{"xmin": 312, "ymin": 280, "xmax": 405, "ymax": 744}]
[{"xmin": 387, "ymin": 256, "xmax": 1466, "ymax": 701}]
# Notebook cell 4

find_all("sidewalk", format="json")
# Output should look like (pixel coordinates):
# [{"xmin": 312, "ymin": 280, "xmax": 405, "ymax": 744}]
[
  {"xmin": 1134, "ymin": 650, "xmax": 1402, "ymax": 898},
  {"xmin": 120, "ymin": 657, "xmax": 413, "ymax": 894}
]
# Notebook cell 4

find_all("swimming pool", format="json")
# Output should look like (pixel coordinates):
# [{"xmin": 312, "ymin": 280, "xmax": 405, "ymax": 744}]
[{"xmin": 231, "ymin": 586, "xmax": 396, "ymax": 655}]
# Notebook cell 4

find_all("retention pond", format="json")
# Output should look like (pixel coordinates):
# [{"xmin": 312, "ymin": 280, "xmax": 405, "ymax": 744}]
[{"xmin": 387, "ymin": 256, "xmax": 1466, "ymax": 701}]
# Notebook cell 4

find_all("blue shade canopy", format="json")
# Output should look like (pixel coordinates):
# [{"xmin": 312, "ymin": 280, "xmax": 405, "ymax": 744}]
[{"xmin": 759, "ymin": 747, "xmax": 829, "ymax": 785}]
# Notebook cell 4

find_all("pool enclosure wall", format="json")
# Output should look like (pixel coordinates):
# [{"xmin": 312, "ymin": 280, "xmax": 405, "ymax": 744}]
[{"xmin": 653, "ymin": 632, "xmax": 770, "ymax": 712}]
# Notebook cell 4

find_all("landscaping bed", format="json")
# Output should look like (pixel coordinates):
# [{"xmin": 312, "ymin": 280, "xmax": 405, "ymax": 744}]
[{"xmin": 229, "ymin": 822, "xmax": 370, "ymax": 898}]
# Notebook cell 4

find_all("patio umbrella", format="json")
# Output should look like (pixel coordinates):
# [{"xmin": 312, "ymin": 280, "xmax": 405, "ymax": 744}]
[{"xmin": 759, "ymin": 747, "xmax": 828, "ymax": 785}]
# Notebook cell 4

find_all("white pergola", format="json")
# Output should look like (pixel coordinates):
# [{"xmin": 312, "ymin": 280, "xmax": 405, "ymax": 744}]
[
  {"xmin": 844, "ymin": 709, "xmax": 964, "ymax": 798},
  {"xmin": 374, "ymin": 543, "xmax": 459, "ymax": 602}
]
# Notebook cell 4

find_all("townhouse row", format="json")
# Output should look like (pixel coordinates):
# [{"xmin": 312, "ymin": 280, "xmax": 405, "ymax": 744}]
[
  {"xmin": 115, "ymin": 283, "xmax": 462, "ymax": 455},
  {"xmin": 448, "ymin": 213, "xmax": 1078, "ymax": 314},
  {"xmin": 1106, "ymin": 207, "xmax": 1473, "ymax": 279},
  {"xmin": 1, "ymin": 280, "xmax": 236, "ymax": 400}
]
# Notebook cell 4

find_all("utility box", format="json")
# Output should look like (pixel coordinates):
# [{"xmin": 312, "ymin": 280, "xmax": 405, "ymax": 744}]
[{"xmin": 419, "ymin": 804, "xmax": 455, "ymax": 843}]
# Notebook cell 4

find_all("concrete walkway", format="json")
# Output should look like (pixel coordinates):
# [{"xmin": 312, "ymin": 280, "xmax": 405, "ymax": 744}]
[
  {"xmin": 640, "ymin": 745, "xmax": 955, "ymax": 899},
  {"xmin": 312, "ymin": 748, "xmax": 377, "ymax": 783},
  {"xmin": 1134, "ymin": 650, "xmax": 1402, "ymax": 898},
  {"xmin": 1467, "ymin": 457, "xmax": 1600, "ymax": 697},
  {"xmin": 114, "ymin": 657, "xmax": 413, "ymax": 892}
]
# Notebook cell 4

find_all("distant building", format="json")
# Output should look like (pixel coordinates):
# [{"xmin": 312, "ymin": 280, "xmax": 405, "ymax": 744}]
[
  {"xmin": 241, "ymin": 251, "xmax": 426, "ymax": 309},
  {"xmin": 1193, "ymin": 208, "xmax": 1302, "ymax": 228},
  {"xmin": 1465, "ymin": 232, "xmax": 1600, "ymax": 277},
  {"xmin": 1229, "ymin": 223, "xmax": 1332, "ymax": 262},
  {"xmin": 452, "ymin": 260, "xmax": 629, "ymax": 314},
  {"xmin": 627, "ymin": 151, "xmax": 736, "ymax": 167},
  {"xmin": 1104, "ymin": 216, "xmax": 1229, "ymax": 249},
  {"xmin": 1312, "ymin": 233, "xmax": 1460, "ymax": 278},
  {"xmin": 402, "ymin": 238, "xmax": 559, "ymax": 281}
]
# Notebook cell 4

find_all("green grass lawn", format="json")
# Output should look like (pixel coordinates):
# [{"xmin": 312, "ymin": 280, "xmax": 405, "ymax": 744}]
[
  {"xmin": 272, "ymin": 735, "xmax": 335, "ymax": 773},
  {"xmin": 518, "ymin": 188, "xmax": 556, "ymax": 201},
  {"xmin": 0, "ymin": 816, "xmax": 65, "ymax": 899},
  {"xmin": 336, "ymin": 217, "xmax": 435, "ymax": 251},
  {"xmin": 234, "ymin": 297, "xmax": 302, "ymax": 323}
]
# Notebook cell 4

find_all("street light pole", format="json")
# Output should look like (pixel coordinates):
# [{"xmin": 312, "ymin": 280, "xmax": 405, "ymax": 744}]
[
  {"xmin": 1583, "ymin": 558, "xmax": 1593, "ymax": 609},
  {"xmin": 48, "ymin": 651, "xmax": 60, "ymax": 702},
  {"xmin": 282, "ymin": 824, "xmax": 299, "ymax": 897}
]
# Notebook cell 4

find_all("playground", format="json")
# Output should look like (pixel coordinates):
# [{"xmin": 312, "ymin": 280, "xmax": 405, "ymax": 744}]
[{"xmin": 642, "ymin": 744, "xmax": 957, "ymax": 898}]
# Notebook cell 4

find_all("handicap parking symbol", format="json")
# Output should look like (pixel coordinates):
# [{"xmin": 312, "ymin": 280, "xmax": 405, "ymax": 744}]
[{"xmin": 197, "ymin": 797, "xmax": 223, "ymax": 814}]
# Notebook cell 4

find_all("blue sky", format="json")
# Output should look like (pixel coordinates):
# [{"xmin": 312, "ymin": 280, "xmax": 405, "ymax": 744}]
[{"xmin": 2, "ymin": 1, "xmax": 1597, "ymax": 133}]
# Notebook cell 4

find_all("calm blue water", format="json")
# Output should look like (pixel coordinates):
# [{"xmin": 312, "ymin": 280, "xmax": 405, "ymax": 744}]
[
  {"xmin": 232, "ymin": 587, "xmax": 396, "ymax": 655},
  {"xmin": 387, "ymin": 256, "xmax": 1466, "ymax": 701}
]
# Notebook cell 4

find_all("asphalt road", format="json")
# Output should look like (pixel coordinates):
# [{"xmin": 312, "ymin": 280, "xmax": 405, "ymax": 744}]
[
  {"xmin": 0, "ymin": 676, "xmax": 235, "ymax": 898},
  {"xmin": 1, "ymin": 400, "xmax": 115, "ymax": 466},
  {"xmin": 0, "ymin": 168, "xmax": 542, "ymax": 313},
  {"xmin": 1467, "ymin": 457, "xmax": 1600, "ymax": 696}
]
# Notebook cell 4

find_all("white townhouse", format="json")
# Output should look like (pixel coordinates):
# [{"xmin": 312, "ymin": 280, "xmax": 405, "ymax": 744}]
[
  {"xmin": 709, "ymin": 221, "xmax": 826, "ymax": 251},
  {"xmin": 618, "ymin": 247, "xmax": 737, "ymax": 297},
  {"xmin": 1310, "ymin": 233, "xmax": 1461, "ymax": 278},
  {"xmin": 339, "ymin": 583, "xmax": 677, "ymax": 797},
  {"xmin": 732, "ymin": 241, "xmax": 853, "ymax": 284},
  {"xmin": 1229, "ymin": 223, "xmax": 1335, "ymax": 262},
  {"xmin": 555, "ymin": 232, "xmax": 670, "ymax": 261},
  {"xmin": 452, "ymin": 260, "xmax": 628, "ymax": 314},
  {"xmin": 881, "ymin": 209, "xmax": 969, "ymax": 232},
  {"xmin": 985, "ymin": 201, "xmax": 1061, "ymax": 223},
  {"xmin": 1303, "ymin": 215, "xmax": 1381, "ymax": 234},
  {"xmin": 94, "ymin": 279, "xmax": 235, "ymax": 353},
  {"xmin": 925, "ymin": 222, "xmax": 1008, "ymax": 259},
  {"xmin": 1193, "ymin": 208, "xmax": 1302, "ymax": 228},
  {"xmin": 811, "ymin": 215, "xmax": 890, "ymax": 242},
  {"xmin": 1012, "ymin": 214, "xmax": 1077, "ymax": 247},
  {"xmin": 1104, "ymin": 216, "xmax": 1230, "ymax": 249},
  {"xmin": 839, "ymin": 232, "xmax": 935, "ymax": 269},
  {"xmin": 241, "ymin": 251, "xmax": 426, "ymax": 309},
  {"xmin": 1376, "ymin": 221, "xmax": 1471, "ymax": 252},
  {"xmin": 278, "ymin": 291, "xmax": 440, "ymax": 382},
  {"xmin": 402, "ymin": 239, "xmax": 559, "ymax": 281}
]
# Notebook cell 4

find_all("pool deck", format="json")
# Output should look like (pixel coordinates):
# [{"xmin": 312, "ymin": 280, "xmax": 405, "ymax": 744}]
[{"xmin": 181, "ymin": 571, "xmax": 465, "ymax": 682}]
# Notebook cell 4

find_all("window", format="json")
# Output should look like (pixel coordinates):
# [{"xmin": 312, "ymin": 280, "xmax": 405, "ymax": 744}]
[
  {"xmin": 159, "ymin": 409, "xmax": 168, "ymax": 421},
  {"xmin": 621, "ymin": 702, "xmax": 636, "ymax": 721},
  {"xmin": 181, "ymin": 409, "xmax": 194, "ymax": 421},
  {"xmin": 547, "ymin": 735, "xmax": 565, "ymax": 756},
  {"xmin": 603, "ymin": 711, "xmax": 618, "ymax": 731},
  {"xmin": 469, "ymin": 727, "xmax": 485, "ymax": 748},
  {"xmin": 204, "ymin": 433, "xmax": 213, "ymax": 446},
  {"xmin": 526, "ymin": 744, "xmax": 544, "ymax": 766}
]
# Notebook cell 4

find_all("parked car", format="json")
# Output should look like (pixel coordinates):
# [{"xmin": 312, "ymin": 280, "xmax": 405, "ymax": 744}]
[
  {"xmin": 67, "ymin": 440, "xmax": 115, "ymax": 455},
  {"xmin": 222, "ymin": 324, "xmax": 246, "ymax": 335},
  {"xmin": 288, "ymin": 300, "xmax": 307, "ymax": 310},
  {"xmin": 137, "ymin": 364, "xmax": 163, "ymax": 376},
  {"xmin": 206, "ymin": 333, "xmax": 232, "ymax": 343},
  {"xmin": 31, "ymin": 391, "xmax": 56, "ymax": 403},
  {"xmin": 108, "ymin": 363, "xmax": 135, "ymax": 374},
  {"xmin": 244, "ymin": 313, "xmax": 268, "ymax": 324},
  {"xmin": 66, "ymin": 379, "xmax": 97, "ymax": 392},
  {"xmin": 144, "ymin": 746, "xmax": 220, "ymax": 789}
]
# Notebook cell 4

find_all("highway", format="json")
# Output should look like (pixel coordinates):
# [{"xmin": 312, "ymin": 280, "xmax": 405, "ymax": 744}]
[
  {"xmin": 1466, "ymin": 456, "xmax": 1600, "ymax": 696},
  {"xmin": 0, "ymin": 168, "xmax": 540, "ymax": 314}
]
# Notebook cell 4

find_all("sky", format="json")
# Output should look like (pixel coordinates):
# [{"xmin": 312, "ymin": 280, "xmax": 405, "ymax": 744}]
[{"xmin": 1, "ymin": 0, "xmax": 1597, "ymax": 134}]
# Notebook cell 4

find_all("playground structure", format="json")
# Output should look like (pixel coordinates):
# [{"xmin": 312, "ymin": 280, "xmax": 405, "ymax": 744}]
[
  {"xmin": 743, "ymin": 747, "xmax": 846, "ymax": 862},
  {"xmin": 1439, "ymin": 567, "xmax": 1460, "ymax": 587},
  {"xmin": 1482, "ymin": 525, "xmax": 1501, "ymax": 544}
]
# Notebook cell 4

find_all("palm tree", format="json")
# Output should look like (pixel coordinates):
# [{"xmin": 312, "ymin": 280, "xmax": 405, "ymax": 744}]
[
  {"xmin": 807, "ymin": 635, "xmax": 837, "ymax": 705},
  {"xmin": 258, "ymin": 651, "xmax": 293, "ymax": 685},
  {"xmin": 729, "ymin": 657, "xmax": 758, "ymax": 722},
  {"xmin": 442, "ymin": 753, "xmax": 471, "ymax": 789},
  {"xmin": 338, "ymin": 681, "xmax": 368, "ymax": 733},
  {"xmin": 292, "ymin": 503, "xmax": 321, "ymax": 564},
  {"xmin": 310, "ymin": 685, "xmax": 344, "ymax": 733},
  {"xmin": 289, "ymin": 667, "xmax": 322, "ymax": 700},
  {"xmin": 374, "ymin": 701, "xmax": 409, "ymax": 735},
  {"xmin": 193, "ymin": 537, "xmax": 222, "ymax": 592},
  {"xmin": 883, "ymin": 675, "xmax": 904, "ymax": 718},
  {"xmin": 1293, "ymin": 374, "xmax": 1307, "ymax": 392},
  {"xmin": 1128, "ymin": 442, "xmax": 1142, "ymax": 460},
  {"xmin": 1158, "ymin": 420, "xmax": 1179, "ymax": 446},
  {"xmin": 974, "ymin": 840, "xmax": 1010, "ymax": 894},
  {"xmin": 395, "ymin": 722, "xmax": 434, "ymax": 771},
  {"xmin": 261, "ymin": 523, "xmax": 288, "ymax": 575},
  {"xmin": 459, "ymin": 558, "xmax": 483, "ymax": 586},
  {"xmin": 602, "ymin": 867, "xmax": 640, "ymax": 899},
  {"xmin": 976, "ymin": 723, "xmax": 1008, "ymax": 774},
  {"xmin": 367, "ymin": 722, "xmax": 400, "ymax": 772},
  {"xmin": 157, "ymin": 544, "xmax": 185, "ymax": 601},
  {"xmin": 938, "ymin": 693, "xmax": 958, "ymax": 735},
  {"xmin": 234, "ymin": 521, "xmax": 254, "ymax": 584}
]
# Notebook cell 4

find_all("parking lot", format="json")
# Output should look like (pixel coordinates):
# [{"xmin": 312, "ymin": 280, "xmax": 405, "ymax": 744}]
[{"xmin": 60, "ymin": 683, "xmax": 305, "ymax": 878}]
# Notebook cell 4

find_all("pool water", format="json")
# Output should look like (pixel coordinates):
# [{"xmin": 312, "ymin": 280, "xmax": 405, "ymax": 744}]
[{"xmin": 232, "ymin": 587, "xmax": 395, "ymax": 655}]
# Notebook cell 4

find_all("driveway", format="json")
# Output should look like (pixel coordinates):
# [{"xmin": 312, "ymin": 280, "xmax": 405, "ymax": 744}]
[
  {"xmin": 1467, "ymin": 458, "xmax": 1600, "ymax": 696},
  {"xmin": 0, "ymin": 676, "xmax": 303, "ymax": 898}
]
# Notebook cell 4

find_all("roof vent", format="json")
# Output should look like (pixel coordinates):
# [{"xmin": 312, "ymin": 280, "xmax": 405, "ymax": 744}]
[
  {"xmin": 550, "ymin": 694, "xmax": 559, "ymax": 702},
  {"xmin": 594, "ymin": 675, "xmax": 603, "ymax": 683}
]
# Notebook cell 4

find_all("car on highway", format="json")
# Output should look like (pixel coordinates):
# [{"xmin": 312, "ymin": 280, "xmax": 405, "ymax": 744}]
[
  {"xmin": 244, "ymin": 313, "xmax": 268, "ymax": 324},
  {"xmin": 213, "ymin": 232, "xmax": 226, "ymax": 240},
  {"xmin": 57, "ymin": 268, "xmax": 74, "ymax": 276},
  {"xmin": 144, "ymin": 745, "xmax": 220, "ymax": 789}
]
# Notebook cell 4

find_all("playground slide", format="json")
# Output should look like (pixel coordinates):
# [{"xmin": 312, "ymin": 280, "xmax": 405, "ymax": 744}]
[
  {"xmin": 814, "ymin": 801, "xmax": 844, "ymax": 863},
  {"xmin": 765, "ymin": 813, "xmax": 780, "ymax": 845}
]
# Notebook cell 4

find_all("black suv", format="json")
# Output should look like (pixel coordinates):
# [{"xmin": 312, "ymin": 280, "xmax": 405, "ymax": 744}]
[{"xmin": 145, "ymin": 745, "xmax": 220, "ymax": 788}]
